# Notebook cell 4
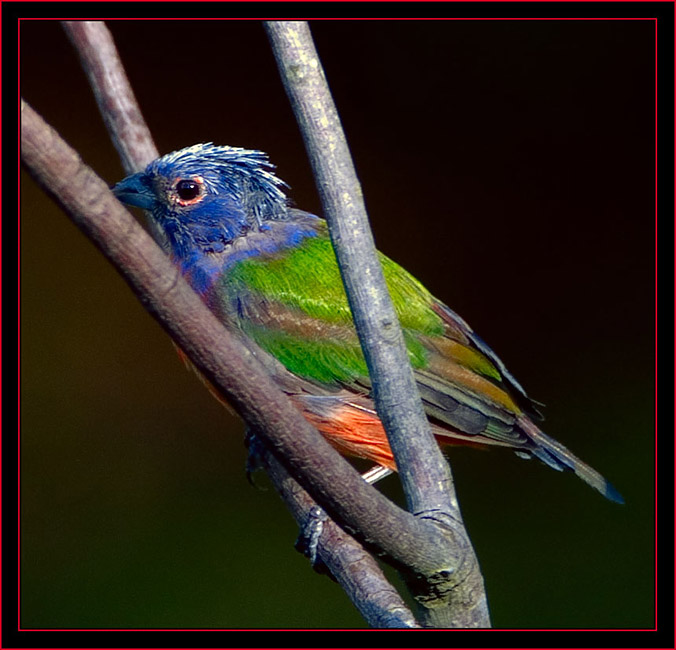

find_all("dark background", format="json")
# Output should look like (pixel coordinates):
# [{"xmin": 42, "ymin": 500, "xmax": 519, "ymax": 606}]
[{"xmin": 20, "ymin": 16, "xmax": 655, "ymax": 629}]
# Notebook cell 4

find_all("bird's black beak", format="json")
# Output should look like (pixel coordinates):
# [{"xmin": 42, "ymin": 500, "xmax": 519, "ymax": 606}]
[{"xmin": 112, "ymin": 172, "xmax": 156, "ymax": 210}]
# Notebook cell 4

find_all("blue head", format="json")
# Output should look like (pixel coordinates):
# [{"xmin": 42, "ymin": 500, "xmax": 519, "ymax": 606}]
[{"xmin": 113, "ymin": 143, "xmax": 290, "ymax": 259}]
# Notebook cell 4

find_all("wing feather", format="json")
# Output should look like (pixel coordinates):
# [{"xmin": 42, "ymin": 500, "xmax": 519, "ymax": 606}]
[{"xmin": 218, "ymin": 225, "xmax": 540, "ymax": 444}]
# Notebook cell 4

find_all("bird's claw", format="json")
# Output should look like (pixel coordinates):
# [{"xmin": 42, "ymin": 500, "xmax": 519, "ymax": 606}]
[
  {"xmin": 295, "ymin": 505, "xmax": 330, "ymax": 572},
  {"xmin": 244, "ymin": 429, "xmax": 267, "ymax": 488}
]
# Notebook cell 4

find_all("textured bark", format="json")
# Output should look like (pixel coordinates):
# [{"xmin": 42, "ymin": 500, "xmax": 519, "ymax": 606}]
[
  {"xmin": 265, "ymin": 21, "xmax": 491, "ymax": 628},
  {"xmin": 258, "ymin": 448, "xmax": 419, "ymax": 628}
]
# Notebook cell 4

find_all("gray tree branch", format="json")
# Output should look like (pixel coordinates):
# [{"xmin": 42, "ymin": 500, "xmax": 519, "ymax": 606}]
[
  {"xmin": 62, "ymin": 21, "xmax": 157, "ymax": 174},
  {"xmin": 61, "ymin": 20, "xmax": 168, "ymax": 249},
  {"xmin": 265, "ymin": 20, "xmax": 490, "ymax": 628},
  {"xmin": 258, "ymin": 450, "xmax": 420, "ymax": 628}
]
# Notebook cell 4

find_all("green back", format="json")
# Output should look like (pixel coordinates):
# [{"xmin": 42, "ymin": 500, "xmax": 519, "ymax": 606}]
[
  {"xmin": 217, "ymin": 229, "xmax": 508, "ymax": 398},
  {"xmin": 221, "ymin": 235, "xmax": 443, "ymax": 386}
]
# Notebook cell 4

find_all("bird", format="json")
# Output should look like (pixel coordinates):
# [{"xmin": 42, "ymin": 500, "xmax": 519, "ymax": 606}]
[{"xmin": 113, "ymin": 143, "xmax": 623, "ymax": 504}]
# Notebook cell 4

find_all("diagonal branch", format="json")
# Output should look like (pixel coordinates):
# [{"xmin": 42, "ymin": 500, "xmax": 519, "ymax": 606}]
[
  {"xmin": 62, "ymin": 20, "xmax": 167, "ymax": 248},
  {"xmin": 58, "ymin": 20, "xmax": 420, "ymax": 627},
  {"xmin": 21, "ymin": 99, "xmax": 459, "ymax": 622},
  {"xmin": 62, "ymin": 21, "xmax": 157, "ymax": 174},
  {"xmin": 258, "ymin": 449, "xmax": 420, "ymax": 628}
]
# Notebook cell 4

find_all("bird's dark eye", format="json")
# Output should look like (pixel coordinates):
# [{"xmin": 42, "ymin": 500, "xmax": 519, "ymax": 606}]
[{"xmin": 176, "ymin": 179, "xmax": 201, "ymax": 201}]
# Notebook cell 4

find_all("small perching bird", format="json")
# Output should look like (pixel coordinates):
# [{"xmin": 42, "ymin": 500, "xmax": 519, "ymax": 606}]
[{"xmin": 113, "ymin": 143, "xmax": 623, "ymax": 504}]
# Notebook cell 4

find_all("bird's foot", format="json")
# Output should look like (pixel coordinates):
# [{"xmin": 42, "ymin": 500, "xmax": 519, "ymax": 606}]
[
  {"xmin": 294, "ymin": 466, "xmax": 390, "ymax": 573},
  {"xmin": 295, "ymin": 505, "xmax": 328, "ymax": 568},
  {"xmin": 244, "ymin": 429, "xmax": 267, "ymax": 489}
]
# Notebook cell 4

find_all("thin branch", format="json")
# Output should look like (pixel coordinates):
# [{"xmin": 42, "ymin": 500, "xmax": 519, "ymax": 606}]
[
  {"xmin": 258, "ymin": 449, "xmax": 419, "ymax": 628},
  {"xmin": 264, "ymin": 21, "xmax": 454, "ymax": 517},
  {"xmin": 62, "ymin": 20, "xmax": 157, "ymax": 174},
  {"xmin": 265, "ymin": 21, "xmax": 491, "ymax": 628},
  {"xmin": 62, "ymin": 20, "xmax": 167, "ymax": 248}
]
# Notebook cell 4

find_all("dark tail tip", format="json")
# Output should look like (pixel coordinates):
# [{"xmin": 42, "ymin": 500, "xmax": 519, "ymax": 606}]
[
  {"xmin": 517, "ymin": 416, "xmax": 625, "ymax": 505},
  {"xmin": 603, "ymin": 481, "xmax": 625, "ymax": 505}
]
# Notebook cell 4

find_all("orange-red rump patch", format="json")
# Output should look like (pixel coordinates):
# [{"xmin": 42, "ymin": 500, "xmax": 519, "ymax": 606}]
[
  {"xmin": 296, "ymin": 400, "xmax": 398, "ymax": 470},
  {"xmin": 296, "ymin": 398, "xmax": 493, "ymax": 471}
]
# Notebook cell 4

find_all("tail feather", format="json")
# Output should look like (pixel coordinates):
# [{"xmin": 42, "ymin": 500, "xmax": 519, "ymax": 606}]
[{"xmin": 518, "ymin": 417, "xmax": 624, "ymax": 504}]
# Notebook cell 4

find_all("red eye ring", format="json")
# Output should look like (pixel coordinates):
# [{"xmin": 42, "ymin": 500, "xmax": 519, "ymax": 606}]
[{"xmin": 173, "ymin": 176, "xmax": 205, "ymax": 206}]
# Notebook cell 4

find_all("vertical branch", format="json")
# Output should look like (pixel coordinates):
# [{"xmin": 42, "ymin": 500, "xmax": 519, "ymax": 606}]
[
  {"xmin": 264, "ymin": 21, "xmax": 457, "ymax": 521},
  {"xmin": 265, "ymin": 21, "xmax": 491, "ymax": 628}
]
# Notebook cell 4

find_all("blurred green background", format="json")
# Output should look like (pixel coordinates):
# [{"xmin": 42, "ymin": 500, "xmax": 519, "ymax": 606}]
[{"xmin": 21, "ymin": 19, "xmax": 654, "ymax": 629}]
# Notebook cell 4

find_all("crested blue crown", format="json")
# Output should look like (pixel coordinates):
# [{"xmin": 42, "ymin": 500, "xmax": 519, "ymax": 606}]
[{"xmin": 148, "ymin": 143, "xmax": 290, "ymax": 225}]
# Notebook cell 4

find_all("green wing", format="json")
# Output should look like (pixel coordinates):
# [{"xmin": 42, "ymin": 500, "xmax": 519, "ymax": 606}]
[
  {"xmin": 218, "ymin": 228, "xmax": 537, "ymax": 439},
  {"xmin": 221, "ymin": 234, "xmax": 436, "ymax": 382}
]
